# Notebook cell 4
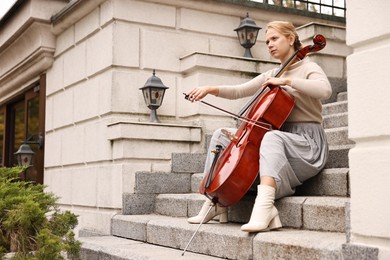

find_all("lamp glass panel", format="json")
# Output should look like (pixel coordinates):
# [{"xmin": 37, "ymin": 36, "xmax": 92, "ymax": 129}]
[
  {"xmin": 237, "ymin": 28, "xmax": 247, "ymax": 45},
  {"xmin": 246, "ymin": 27, "xmax": 259, "ymax": 45},
  {"xmin": 150, "ymin": 88, "xmax": 164, "ymax": 107},
  {"xmin": 17, "ymin": 154, "xmax": 33, "ymax": 167},
  {"xmin": 142, "ymin": 88, "xmax": 151, "ymax": 106}
]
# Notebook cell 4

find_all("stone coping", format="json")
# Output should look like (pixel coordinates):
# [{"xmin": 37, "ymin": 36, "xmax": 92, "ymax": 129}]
[{"xmin": 107, "ymin": 121, "xmax": 202, "ymax": 142}]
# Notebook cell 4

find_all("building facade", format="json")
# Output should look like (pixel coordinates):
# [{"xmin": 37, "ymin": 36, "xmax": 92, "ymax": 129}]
[{"xmin": 1, "ymin": 0, "xmax": 389, "ymax": 258}]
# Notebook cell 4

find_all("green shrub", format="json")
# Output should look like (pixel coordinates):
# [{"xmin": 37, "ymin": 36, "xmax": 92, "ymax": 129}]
[{"xmin": 0, "ymin": 167, "xmax": 81, "ymax": 259}]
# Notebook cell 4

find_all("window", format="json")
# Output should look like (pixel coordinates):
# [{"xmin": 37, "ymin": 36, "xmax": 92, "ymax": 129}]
[
  {"xmin": 249, "ymin": 0, "xmax": 346, "ymax": 17},
  {"xmin": 0, "ymin": 75, "xmax": 45, "ymax": 184}
]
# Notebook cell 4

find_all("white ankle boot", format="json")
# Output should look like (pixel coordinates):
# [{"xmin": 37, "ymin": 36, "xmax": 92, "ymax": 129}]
[
  {"xmin": 241, "ymin": 185, "xmax": 282, "ymax": 232},
  {"xmin": 187, "ymin": 199, "xmax": 228, "ymax": 224}
]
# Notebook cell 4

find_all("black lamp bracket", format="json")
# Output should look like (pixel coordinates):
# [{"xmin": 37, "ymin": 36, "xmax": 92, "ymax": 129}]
[{"xmin": 25, "ymin": 134, "xmax": 44, "ymax": 149}]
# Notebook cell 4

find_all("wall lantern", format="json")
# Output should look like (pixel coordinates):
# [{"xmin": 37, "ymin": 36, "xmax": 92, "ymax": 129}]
[
  {"xmin": 14, "ymin": 134, "xmax": 44, "ymax": 167},
  {"xmin": 234, "ymin": 13, "xmax": 262, "ymax": 58},
  {"xmin": 140, "ymin": 70, "xmax": 169, "ymax": 123}
]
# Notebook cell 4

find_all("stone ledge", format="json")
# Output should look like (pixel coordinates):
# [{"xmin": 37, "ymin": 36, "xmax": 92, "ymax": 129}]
[
  {"xmin": 180, "ymin": 52, "xmax": 278, "ymax": 75},
  {"xmin": 107, "ymin": 121, "xmax": 202, "ymax": 142}
]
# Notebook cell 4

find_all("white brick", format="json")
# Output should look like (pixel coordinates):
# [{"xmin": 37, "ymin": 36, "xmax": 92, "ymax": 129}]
[
  {"xmin": 180, "ymin": 8, "xmax": 238, "ymax": 37},
  {"xmin": 44, "ymin": 131, "xmax": 62, "ymax": 167},
  {"xmin": 111, "ymin": 70, "xmax": 144, "ymax": 113},
  {"xmin": 52, "ymin": 88, "xmax": 74, "ymax": 129},
  {"xmin": 86, "ymin": 24, "xmax": 113, "ymax": 76},
  {"xmin": 44, "ymin": 169, "xmax": 72, "ymax": 204},
  {"xmin": 71, "ymin": 167, "xmax": 97, "ymax": 206},
  {"xmin": 73, "ymin": 79, "xmax": 100, "ymax": 122},
  {"xmin": 75, "ymin": 7, "xmax": 100, "ymax": 43},
  {"xmin": 151, "ymin": 162, "xmax": 172, "ymax": 173},
  {"xmin": 97, "ymin": 71, "xmax": 113, "ymax": 115},
  {"xmin": 113, "ymin": 0, "xmax": 176, "ymax": 28},
  {"xmin": 310, "ymin": 55, "xmax": 345, "ymax": 79},
  {"xmin": 97, "ymin": 165, "xmax": 122, "ymax": 208},
  {"xmin": 46, "ymin": 55, "xmax": 64, "ymax": 95},
  {"xmin": 219, "ymin": 36, "xmax": 271, "ymax": 61},
  {"xmin": 71, "ymin": 207, "xmax": 118, "ymax": 235},
  {"xmin": 100, "ymin": 0, "xmax": 114, "ymax": 26},
  {"xmin": 63, "ymin": 43, "xmax": 87, "ymax": 87},
  {"xmin": 84, "ymin": 121, "xmax": 112, "ymax": 162},
  {"xmin": 61, "ymin": 126, "xmax": 85, "ymax": 165},
  {"xmin": 346, "ymin": 1, "xmax": 390, "ymax": 46},
  {"xmin": 209, "ymin": 37, "xmax": 247, "ymax": 59},
  {"xmin": 113, "ymin": 21, "xmax": 139, "ymax": 67},
  {"xmin": 141, "ymin": 29, "xmax": 209, "ymax": 72},
  {"xmin": 55, "ymin": 25, "xmax": 75, "ymax": 56}
]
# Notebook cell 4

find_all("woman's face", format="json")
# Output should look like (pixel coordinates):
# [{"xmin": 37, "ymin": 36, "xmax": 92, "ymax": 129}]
[{"xmin": 265, "ymin": 28, "xmax": 294, "ymax": 63}]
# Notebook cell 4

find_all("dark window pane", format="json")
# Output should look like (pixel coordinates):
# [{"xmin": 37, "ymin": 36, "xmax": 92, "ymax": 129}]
[
  {"xmin": 12, "ymin": 101, "xmax": 25, "ymax": 166},
  {"xmin": 0, "ymin": 111, "xmax": 4, "ymax": 165},
  {"xmin": 27, "ymin": 96, "xmax": 39, "ymax": 138}
]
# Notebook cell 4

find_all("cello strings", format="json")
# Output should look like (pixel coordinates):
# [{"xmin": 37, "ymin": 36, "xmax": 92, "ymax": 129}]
[{"xmin": 194, "ymin": 98, "xmax": 273, "ymax": 131}]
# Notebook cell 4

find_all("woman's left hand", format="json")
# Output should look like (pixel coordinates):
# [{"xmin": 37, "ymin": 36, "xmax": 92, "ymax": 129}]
[{"xmin": 262, "ymin": 77, "xmax": 292, "ymax": 88}]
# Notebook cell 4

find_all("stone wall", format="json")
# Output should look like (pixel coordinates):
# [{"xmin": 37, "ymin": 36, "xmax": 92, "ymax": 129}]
[{"xmin": 345, "ymin": 0, "xmax": 390, "ymax": 259}]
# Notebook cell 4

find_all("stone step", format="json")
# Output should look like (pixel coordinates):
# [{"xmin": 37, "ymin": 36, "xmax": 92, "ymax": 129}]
[
  {"xmin": 325, "ymin": 126, "xmax": 354, "ymax": 146},
  {"xmin": 122, "ymin": 171, "xmax": 192, "ymax": 215},
  {"xmin": 154, "ymin": 193, "xmax": 348, "ymax": 233},
  {"xmin": 296, "ymin": 168, "xmax": 349, "ymax": 196},
  {"xmin": 322, "ymin": 100, "xmax": 348, "ymax": 116},
  {"xmin": 134, "ymin": 171, "xmax": 192, "ymax": 194},
  {"xmin": 326, "ymin": 144, "xmax": 353, "ymax": 168},
  {"xmin": 111, "ymin": 214, "xmax": 345, "ymax": 260},
  {"xmin": 323, "ymin": 112, "xmax": 348, "ymax": 129},
  {"xmin": 337, "ymin": 92, "xmax": 348, "ymax": 102},
  {"xmin": 172, "ymin": 152, "xmax": 206, "ymax": 174},
  {"xmin": 191, "ymin": 167, "xmax": 349, "ymax": 196},
  {"xmin": 79, "ymin": 235, "xmax": 221, "ymax": 259}
]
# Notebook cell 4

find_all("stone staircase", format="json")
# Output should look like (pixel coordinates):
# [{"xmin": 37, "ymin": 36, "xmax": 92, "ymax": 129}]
[{"xmin": 80, "ymin": 92, "xmax": 353, "ymax": 259}]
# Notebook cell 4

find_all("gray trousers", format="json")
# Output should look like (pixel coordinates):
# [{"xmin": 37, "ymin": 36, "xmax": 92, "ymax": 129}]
[{"xmin": 203, "ymin": 122, "xmax": 328, "ymax": 199}]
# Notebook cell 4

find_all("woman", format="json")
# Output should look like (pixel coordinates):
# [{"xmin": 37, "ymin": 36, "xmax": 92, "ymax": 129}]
[{"xmin": 185, "ymin": 21, "xmax": 332, "ymax": 232}]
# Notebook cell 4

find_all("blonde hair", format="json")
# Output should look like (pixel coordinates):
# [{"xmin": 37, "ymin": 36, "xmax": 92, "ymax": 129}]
[{"xmin": 266, "ymin": 21, "xmax": 302, "ymax": 51}]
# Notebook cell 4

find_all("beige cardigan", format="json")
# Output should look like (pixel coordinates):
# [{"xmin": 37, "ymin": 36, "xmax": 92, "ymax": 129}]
[{"xmin": 217, "ymin": 57, "xmax": 332, "ymax": 124}]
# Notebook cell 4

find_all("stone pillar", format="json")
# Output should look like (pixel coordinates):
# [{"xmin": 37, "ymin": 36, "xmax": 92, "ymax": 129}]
[{"xmin": 344, "ymin": 1, "xmax": 390, "ymax": 259}]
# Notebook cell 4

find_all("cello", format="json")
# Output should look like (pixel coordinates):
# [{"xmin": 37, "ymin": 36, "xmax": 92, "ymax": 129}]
[{"xmin": 182, "ymin": 34, "xmax": 326, "ymax": 254}]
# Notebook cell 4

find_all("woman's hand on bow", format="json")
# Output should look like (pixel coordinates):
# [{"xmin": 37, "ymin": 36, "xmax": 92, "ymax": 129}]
[{"xmin": 186, "ymin": 86, "xmax": 219, "ymax": 102}]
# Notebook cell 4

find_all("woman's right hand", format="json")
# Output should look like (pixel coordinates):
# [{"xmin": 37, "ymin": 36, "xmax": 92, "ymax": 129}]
[{"xmin": 186, "ymin": 86, "xmax": 218, "ymax": 102}]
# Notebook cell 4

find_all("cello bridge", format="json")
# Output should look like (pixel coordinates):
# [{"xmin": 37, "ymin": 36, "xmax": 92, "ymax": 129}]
[{"xmin": 221, "ymin": 129, "xmax": 238, "ymax": 141}]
